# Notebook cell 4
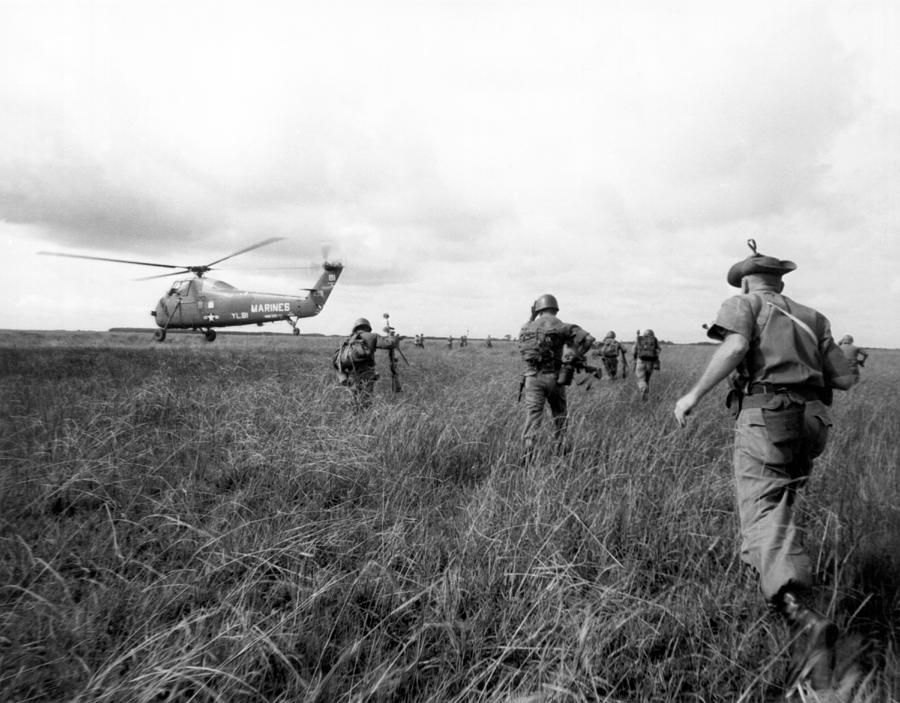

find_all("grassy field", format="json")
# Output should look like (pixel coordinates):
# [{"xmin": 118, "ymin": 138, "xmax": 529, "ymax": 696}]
[{"xmin": 1, "ymin": 330, "xmax": 898, "ymax": 702}]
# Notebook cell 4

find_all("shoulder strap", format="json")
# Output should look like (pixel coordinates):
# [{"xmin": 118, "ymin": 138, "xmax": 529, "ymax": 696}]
[
  {"xmin": 768, "ymin": 302, "xmax": 818, "ymax": 346},
  {"xmin": 751, "ymin": 292, "xmax": 817, "ymax": 347},
  {"xmin": 747, "ymin": 293, "xmax": 772, "ymax": 340}
]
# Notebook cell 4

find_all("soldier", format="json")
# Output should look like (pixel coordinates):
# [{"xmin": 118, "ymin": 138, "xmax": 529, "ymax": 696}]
[
  {"xmin": 838, "ymin": 334, "xmax": 868, "ymax": 384},
  {"xmin": 518, "ymin": 294, "xmax": 594, "ymax": 461},
  {"xmin": 673, "ymin": 241, "xmax": 854, "ymax": 692},
  {"xmin": 332, "ymin": 317, "xmax": 399, "ymax": 409},
  {"xmin": 485, "ymin": 334, "xmax": 493, "ymax": 348},
  {"xmin": 447, "ymin": 335, "xmax": 454, "ymax": 349},
  {"xmin": 633, "ymin": 328, "xmax": 661, "ymax": 400},
  {"xmin": 460, "ymin": 334, "xmax": 468, "ymax": 348},
  {"xmin": 595, "ymin": 330, "xmax": 628, "ymax": 379}
]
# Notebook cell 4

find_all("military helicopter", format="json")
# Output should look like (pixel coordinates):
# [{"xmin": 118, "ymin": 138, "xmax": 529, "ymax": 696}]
[{"xmin": 40, "ymin": 238, "xmax": 343, "ymax": 342}]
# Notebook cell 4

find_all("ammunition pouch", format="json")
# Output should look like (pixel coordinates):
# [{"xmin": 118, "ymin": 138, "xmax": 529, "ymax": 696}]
[
  {"xmin": 737, "ymin": 383, "xmax": 824, "ymax": 443},
  {"xmin": 725, "ymin": 388, "xmax": 743, "ymax": 418}
]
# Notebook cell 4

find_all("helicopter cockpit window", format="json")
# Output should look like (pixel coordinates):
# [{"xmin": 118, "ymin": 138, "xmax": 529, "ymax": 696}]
[{"xmin": 168, "ymin": 280, "xmax": 191, "ymax": 297}]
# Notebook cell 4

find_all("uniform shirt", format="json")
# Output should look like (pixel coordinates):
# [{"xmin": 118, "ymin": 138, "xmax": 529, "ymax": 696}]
[
  {"xmin": 518, "ymin": 314, "xmax": 592, "ymax": 374},
  {"xmin": 599, "ymin": 338, "xmax": 626, "ymax": 357},
  {"xmin": 707, "ymin": 290, "xmax": 850, "ymax": 388},
  {"xmin": 633, "ymin": 335, "xmax": 660, "ymax": 360}
]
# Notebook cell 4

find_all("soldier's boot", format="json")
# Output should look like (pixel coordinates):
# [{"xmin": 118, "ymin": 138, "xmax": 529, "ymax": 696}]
[
  {"xmin": 780, "ymin": 590, "xmax": 838, "ymax": 692},
  {"xmin": 640, "ymin": 386, "xmax": 649, "ymax": 401}
]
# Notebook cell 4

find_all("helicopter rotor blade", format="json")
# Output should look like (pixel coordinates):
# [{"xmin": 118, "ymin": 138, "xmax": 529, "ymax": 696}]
[
  {"xmin": 39, "ymin": 251, "xmax": 187, "ymax": 270},
  {"xmin": 204, "ymin": 237, "xmax": 284, "ymax": 268},
  {"xmin": 134, "ymin": 270, "xmax": 193, "ymax": 281},
  {"xmin": 216, "ymin": 265, "xmax": 321, "ymax": 271}
]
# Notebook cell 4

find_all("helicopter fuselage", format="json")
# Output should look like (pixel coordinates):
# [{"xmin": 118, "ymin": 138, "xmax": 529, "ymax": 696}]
[
  {"xmin": 41, "ymin": 239, "xmax": 343, "ymax": 342},
  {"xmin": 151, "ymin": 262, "xmax": 342, "ymax": 335}
]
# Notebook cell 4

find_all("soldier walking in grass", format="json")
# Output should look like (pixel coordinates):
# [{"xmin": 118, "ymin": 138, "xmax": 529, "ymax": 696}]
[
  {"xmin": 595, "ymin": 330, "xmax": 628, "ymax": 380},
  {"xmin": 674, "ymin": 241, "xmax": 854, "ymax": 693},
  {"xmin": 518, "ymin": 294, "xmax": 594, "ymax": 462},
  {"xmin": 838, "ymin": 334, "xmax": 868, "ymax": 384},
  {"xmin": 332, "ymin": 317, "xmax": 399, "ymax": 410},
  {"xmin": 632, "ymin": 328, "xmax": 661, "ymax": 400}
]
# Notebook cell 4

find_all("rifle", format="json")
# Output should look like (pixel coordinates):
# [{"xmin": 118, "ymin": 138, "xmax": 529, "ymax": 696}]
[
  {"xmin": 559, "ymin": 355, "xmax": 603, "ymax": 391},
  {"xmin": 382, "ymin": 313, "xmax": 409, "ymax": 393}
]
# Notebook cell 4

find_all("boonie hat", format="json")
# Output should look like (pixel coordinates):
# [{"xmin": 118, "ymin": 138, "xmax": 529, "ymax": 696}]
[{"xmin": 727, "ymin": 239, "xmax": 797, "ymax": 287}]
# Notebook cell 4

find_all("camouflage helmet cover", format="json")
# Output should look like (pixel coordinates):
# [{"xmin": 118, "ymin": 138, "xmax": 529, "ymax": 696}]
[
  {"xmin": 605, "ymin": 330, "xmax": 616, "ymax": 339},
  {"xmin": 841, "ymin": 334, "xmax": 854, "ymax": 344},
  {"xmin": 642, "ymin": 329, "xmax": 654, "ymax": 337},
  {"xmin": 533, "ymin": 293, "xmax": 559, "ymax": 314},
  {"xmin": 352, "ymin": 317, "xmax": 372, "ymax": 333}
]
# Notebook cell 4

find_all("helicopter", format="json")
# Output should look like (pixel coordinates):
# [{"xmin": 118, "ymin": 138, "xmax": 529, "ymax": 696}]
[{"xmin": 40, "ymin": 238, "xmax": 343, "ymax": 342}]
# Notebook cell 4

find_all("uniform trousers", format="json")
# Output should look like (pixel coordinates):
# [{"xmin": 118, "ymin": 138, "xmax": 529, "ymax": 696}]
[
  {"xmin": 732, "ymin": 399, "xmax": 832, "ymax": 601},
  {"xmin": 634, "ymin": 358, "xmax": 655, "ymax": 395},
  {"xmin": 522, "ymin": 371, "xmax": 567, "ymax": 450},
  {"xmin": 601, "ymin": 355, "xmax": 619, "ymax": 378},
  {"xmin": 348, "ymin": 366, "xmax": 378, "ymax": 410}
]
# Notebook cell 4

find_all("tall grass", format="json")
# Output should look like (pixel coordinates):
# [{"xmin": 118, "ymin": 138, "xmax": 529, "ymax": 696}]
[{"xmin": 1, "ymin": 333, "xmax": 897, "ymax": 702}]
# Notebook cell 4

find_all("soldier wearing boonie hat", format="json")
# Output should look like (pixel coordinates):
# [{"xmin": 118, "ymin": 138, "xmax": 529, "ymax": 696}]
[{"xmin": 673, "ymin": 240, "xmax": 855, "ymax": 692}]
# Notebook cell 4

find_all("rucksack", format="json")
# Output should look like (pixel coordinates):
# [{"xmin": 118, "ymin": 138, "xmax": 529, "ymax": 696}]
[
  {"xmin": 333, "ymin": 332, "xmax": 371, "ymax": 371},
  {"xmin": 636, "ymin": 335, "xmax": 658, "ymax": 360},
  {"xmin": 601, "ymin": 338, "xmax": 619, "ymax": 357},
  {"xmin": 519, "ymin": 327, "xmax": 565, "ymax": 366}
]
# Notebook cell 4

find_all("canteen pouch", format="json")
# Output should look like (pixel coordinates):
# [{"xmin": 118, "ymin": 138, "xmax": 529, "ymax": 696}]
[
  {"xmin": 557, "ymin": 363, "xmax": 574, "ymax": 386},
  {"xmin": 761, "ymin": 400, "xmax": 806, "ymax": 444}
]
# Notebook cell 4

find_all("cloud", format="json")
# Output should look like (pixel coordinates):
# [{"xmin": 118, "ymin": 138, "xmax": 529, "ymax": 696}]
[{"xmin": 0, "ymin": 0, "xmax": 898, "ymax": 345}]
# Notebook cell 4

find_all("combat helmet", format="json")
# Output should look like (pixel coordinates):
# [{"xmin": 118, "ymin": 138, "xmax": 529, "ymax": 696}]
[
  {"xmin": 642, "ymin": 329, "xmax": 654, "ymax": 337},
  {"xmin": 605, "ymin": 330, "xmax": 616, "ymax": 339},
  {"xmin": 533, "ymin": 294, "xmax": 559, "ymax": 314},
  {"xmin": 841, "ymin": 334, "xmax": 854, "ymax": 344},
  {"xmin": 352, "ymin": 317, "xmax": 372, "ymax": 333}
]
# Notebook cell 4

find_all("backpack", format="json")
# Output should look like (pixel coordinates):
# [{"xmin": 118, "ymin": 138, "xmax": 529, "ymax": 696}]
[
  {"xmin": 333, "ymin": 332, "xmax": 371, "ymax": 371},
  {"xmin": 601, "ymin": 338, "xmax": 619, "ymax": 357},
  {"xmin": 519, "ymin": 326, "xmax": 565, "ymax": 367},
  {"xmin": 636, "ymin": 334, "xmax": 658, "ymax": 360}
]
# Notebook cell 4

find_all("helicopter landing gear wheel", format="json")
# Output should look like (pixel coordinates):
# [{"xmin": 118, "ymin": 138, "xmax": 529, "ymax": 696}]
[
  {"xmin": 154, "ymin": 329, "xmax": 167, "ymax": 342},
  {"xmin": 204, "ymin": 329, "xmax": 217, "ymax": 342},
  {"xmin": 293, "ymin": 327, "xmax": 300, "ymax": 336}
]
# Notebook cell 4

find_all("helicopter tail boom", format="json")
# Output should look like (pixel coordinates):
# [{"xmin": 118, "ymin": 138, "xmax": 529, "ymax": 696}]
[{"xmin": 306, "ymin": 261, "xmax": 343, "ymax": 310}]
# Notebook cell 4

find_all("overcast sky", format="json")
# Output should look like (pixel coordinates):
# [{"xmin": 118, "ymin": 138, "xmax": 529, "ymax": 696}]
[{"xmin": 1, "ymin": 0, "xmax": 898, "ymax": 347}]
